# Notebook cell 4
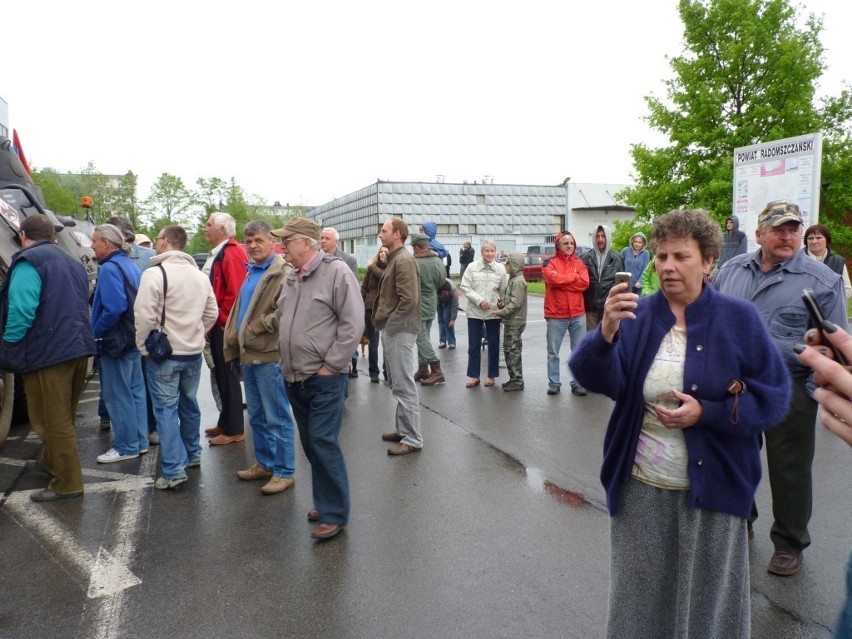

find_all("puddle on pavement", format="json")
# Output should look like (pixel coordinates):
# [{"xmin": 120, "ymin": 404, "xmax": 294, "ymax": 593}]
[{"xmin": 525, "ymin": 466, "xmax": 587, "ymax": 507}]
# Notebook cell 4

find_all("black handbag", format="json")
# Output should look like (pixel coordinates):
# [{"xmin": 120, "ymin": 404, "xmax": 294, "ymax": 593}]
[
  {"xmin": 100, "ymin": 262, "xmax": 138, "ymax": 358},
  {"xmin": 145, "ymin": 265, "xmax": 173, "ymax": 362}
]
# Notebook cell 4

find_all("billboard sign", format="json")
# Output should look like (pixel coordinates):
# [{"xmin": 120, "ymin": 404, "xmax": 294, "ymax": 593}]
[{"xmin": 732, "ymin": 133, "xmax": 822, "ymax": 252}]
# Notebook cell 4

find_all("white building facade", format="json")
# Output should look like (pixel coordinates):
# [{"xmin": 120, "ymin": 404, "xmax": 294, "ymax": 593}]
[{"xmin": 309, "ymin": 180, "xmax": 635, "ymax": 272}]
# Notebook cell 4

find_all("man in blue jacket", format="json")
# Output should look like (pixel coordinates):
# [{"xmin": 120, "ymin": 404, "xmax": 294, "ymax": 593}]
[
  {"xmin": 0, "ymin": 215, "xmax": 96, "ymax": 501},
  {"xmin": 715, "ymin": 199, "xmax": 848, "ymax": 577},
  {"xmin": 91, "ymin": 224, "xmax": 148, "ymax": 464}
]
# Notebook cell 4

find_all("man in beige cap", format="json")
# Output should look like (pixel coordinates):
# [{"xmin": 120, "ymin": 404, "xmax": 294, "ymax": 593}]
[
  {"xmin": 715, "ymin": 199, "xmax": 848, "ymax": 576},
  {"xmin": 273, "ymin": 217, "xmax": 364, "ymax": 540}
]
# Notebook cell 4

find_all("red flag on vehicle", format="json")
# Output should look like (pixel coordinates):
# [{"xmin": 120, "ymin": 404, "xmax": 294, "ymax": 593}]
[{"xmin": 12, "ymin": 129, "xmax": 33, "ymax": 177}]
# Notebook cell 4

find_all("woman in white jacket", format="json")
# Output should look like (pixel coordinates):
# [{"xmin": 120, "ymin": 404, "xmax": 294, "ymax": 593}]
[{"xmin": 459, "ymin": 240, "xmax": 507, "ymax": 388}]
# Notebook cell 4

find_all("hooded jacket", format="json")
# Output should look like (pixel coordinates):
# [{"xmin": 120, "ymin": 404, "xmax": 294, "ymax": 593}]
[
  {"xmin": 543, "ymin": 231, "xmax": 589, "ymax": 319},
  {"xmin": 420, "ymin": 221, "xmax": 447, "ymax": 258},
  {"xmin": 718, "ymin": 216, "xmax": 747, "ymax": 268},
  {"xmin": 493, "ymin": 253, "xmax": 528, "ymax": 326},
  {"xmin": 620, "ymin": 232, "xmax": 650, "ymax": 292},
  {"xmin": 414, "ymin": 249, "xmax": 447, "ymax": 321},
  {"xmin": 372, "ymin": 245, "xmax": 421, "ymax": 335},
  {"xmin": 581, "ymin": 225, "xmax": 624, "ymax": 314}
]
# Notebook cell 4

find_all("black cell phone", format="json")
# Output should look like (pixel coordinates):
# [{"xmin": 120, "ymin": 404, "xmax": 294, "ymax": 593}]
[
  {"xmin": 801, "ymin": 288, "xmax": 849, "ymax": 366},
  {"xmin": 615, "ymin": 271, "xmax": 632, "ymax": 290}
]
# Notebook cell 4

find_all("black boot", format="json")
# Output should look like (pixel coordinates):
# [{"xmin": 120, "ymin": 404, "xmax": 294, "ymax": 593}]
[{"xmin": 348, "ymin": 357, "xmax": 358, "ymax": 378}]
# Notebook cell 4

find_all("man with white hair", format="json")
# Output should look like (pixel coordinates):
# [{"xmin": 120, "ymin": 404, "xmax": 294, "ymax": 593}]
[
  {"xmin": 203, "ymin": 212, "xmax": 249, "ymax": 446},
  {"xmin": 320, "ymin": 227, "xmax": 360, "ymax": 378},
  {"xmin": 91, "ymin": 224, "xmax": 148, "ymax": 463}
]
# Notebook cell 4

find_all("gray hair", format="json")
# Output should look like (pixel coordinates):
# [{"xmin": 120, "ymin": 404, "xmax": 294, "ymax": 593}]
[
  {"xmin": 210, "ymin": 212, "xmax": 237, "ymax": 238},
  {"xmin": 290, "ymin": 233, "xmax": 320, "ymax": 249},
  {"xmin": 96, "ymin": 224, "xmax": 131, "ymax": 255},
  {"xmin": 106, "ymin": 216, "xmax": 136, "ymax": 243},
  {"xmin": 244, "ymin": 220, "xmax": 273, "ymax": 238},
  {"xmin": 322, "ymin": 227, "xmax": 340, "ymax": 241},
  {"xmin": 481, "ymin": 239, "xmax": 497, "ymax": 251}
]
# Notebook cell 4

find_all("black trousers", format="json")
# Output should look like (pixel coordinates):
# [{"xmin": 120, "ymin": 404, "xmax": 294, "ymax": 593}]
[
  {"xmin": 750, "ymin": 377, "xmax": 818, "ymax": 553},
  {"xmin": 209, "ymin": 325, "xmax": 244, "ymax": 435}
]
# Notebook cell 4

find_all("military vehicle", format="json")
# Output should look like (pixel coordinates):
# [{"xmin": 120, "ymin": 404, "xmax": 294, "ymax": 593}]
[{"xmin": 0, "ymin": 135, "xmax": 99, "ymax": 448}]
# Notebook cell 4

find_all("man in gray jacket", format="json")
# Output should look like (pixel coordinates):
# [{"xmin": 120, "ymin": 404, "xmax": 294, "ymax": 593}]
[
  {"xmin": 275, "ymin": 217, "xmax": 364, "ymax": 540},
  {"xmin": 715, "ymin": 200, "xmax": 848, "ymax": 577}
]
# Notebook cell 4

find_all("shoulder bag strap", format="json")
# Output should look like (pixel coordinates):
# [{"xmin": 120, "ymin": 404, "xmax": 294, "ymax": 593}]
[{"xmin": 157, "ymin": 264, "xmax": 168, "ymax": 329}]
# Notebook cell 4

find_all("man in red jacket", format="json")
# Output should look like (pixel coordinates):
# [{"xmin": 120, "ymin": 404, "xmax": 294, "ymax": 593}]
[
  {"xmin": 542, "ymin": 231, "xmax": 590, "ymax": 396},
  {"xmin": 202, "ymin": 212, "xmax": 249, "ymax": 445}
]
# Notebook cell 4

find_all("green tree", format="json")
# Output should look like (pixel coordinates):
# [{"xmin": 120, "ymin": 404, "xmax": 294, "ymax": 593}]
[
  {"xmin": 142, "ymin": 173, "xmax": 199, "ymax": 228},
  {"xmin": 621, "ymin": 0, "xmax": 852, "ymax": 230},
  {"xmin": 32, "ymin": 168, "xmax": 78, "ymax": 215},
  {"xmin": 104, "ymin": 171, "xmax": 141, "ymax": 228}
]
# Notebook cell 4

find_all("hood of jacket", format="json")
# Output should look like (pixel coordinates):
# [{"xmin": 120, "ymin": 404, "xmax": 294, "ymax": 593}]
[
  {"xmin": 628, "ymin": 231, "xmax": 647, "ymax": 249},
  {"xmin": 593, "ymin": 225, "xmax": 614, "ymax": 255},
  {"xmin": 506, "ymin": 252, "xmax": 525, "ymax": 274},
  {"xmin": 419, "ymin": 220, "xmax": 447, "ymax": 258},
  {"xmin": 554, "ymin": 230, "xmax": 579, "ymax": 258},
  {"xmin": 726, "ymin": 216, "xmax": 740, "ymax": 233}
]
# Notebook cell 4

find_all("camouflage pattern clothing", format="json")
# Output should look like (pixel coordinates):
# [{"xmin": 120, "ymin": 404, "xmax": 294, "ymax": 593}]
[{"xmin": 494, "ymin": 253, "xmax": 528, "ymax": 387}]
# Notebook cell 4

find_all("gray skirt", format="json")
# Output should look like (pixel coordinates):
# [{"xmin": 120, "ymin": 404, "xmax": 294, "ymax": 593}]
[{"xmin": 607, "ymin": 478, "xmax": 750, "ymax": 639}]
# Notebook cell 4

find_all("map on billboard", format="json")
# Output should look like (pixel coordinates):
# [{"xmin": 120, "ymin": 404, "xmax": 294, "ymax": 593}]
[{"xmin": 732, "ymin": 133, "xmax": 822, "ymax": 252}]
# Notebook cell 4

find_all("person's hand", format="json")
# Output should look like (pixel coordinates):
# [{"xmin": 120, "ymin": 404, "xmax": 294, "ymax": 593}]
[
  {"xmin": 795, "ymin": 323, "xmax": 852, "ymax": 446},
  {"xmin": 479, "ymin": 300, "xmax": 491, "ymax": 310},
  {"xmin": 497, "ymin": 299, "xmax": 505, "ymax": 309},
  {"xmin": 448, "ymin": 320, "xmax": 455, "ymax": 328},
  {"xmin": 654, "ymin": 390, "xmax": 703, "ymax": 429},
  {"xmin": 601, "ymin": 281, "xmax": 638, "ymax": 343},
  {"xmin": 490, "ymin": 312, "xmax": 499, "ymax": 317}
]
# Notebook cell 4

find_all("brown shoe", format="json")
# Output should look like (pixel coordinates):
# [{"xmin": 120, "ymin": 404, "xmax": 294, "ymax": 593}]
[
  {"xmin": 204, "ymin": 426, "xmax": 223, "ymax": 437},
  {"xmin": 420, "ymin": 360, "xmax": 445, "ymax": 386},
  {"xmin": 209, "ymin": 433, "xmax": 246, "ymax": 446},
  {"xmin": 236, "ymin": 462, "xmax": 273, "ymax": 481},
  {"xmin": 311, "ymin": 523, "xmax": 343, "ymax": 540},
  {"xmin": 388, "ymin": 443, "xmax": 422, "ymax": 456},
  {"xmin": 381, "ymin": 432, "xmax": 403, "ymax": 442},
  {"xmin": 307, "ymin": 509, "xmax": 320, "ymax": 522},
  {"xmin": 413, "ymin": 364, "xmax": 429, "ymax": 382},
  {"xmin": 768, "ymin": 550, "xmax": 803, "ymax": 576},
  {"xmin": 261, "ymin": 476, "xmax": 295, "ymax": 495}
]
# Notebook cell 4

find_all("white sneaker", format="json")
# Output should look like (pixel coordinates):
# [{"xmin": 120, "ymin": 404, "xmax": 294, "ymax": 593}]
[
  {"xmin": 97, "ymin": 448, "xmax": 139, "ymax": 464},
  {"xmin": 154, "ymin": 476, "xmax": 187, "ymax": 490}
]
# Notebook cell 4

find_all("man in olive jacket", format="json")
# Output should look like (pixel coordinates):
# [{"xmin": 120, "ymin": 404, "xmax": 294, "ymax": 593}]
[
  {"xmin": 411, "ymin": 233, "xmax": 448, "ymax": 386},
  {"xmin": 224, "ymin": 220, "xmax": 296, "ymax": 496},
  {"xmin": 373, "ymin": 218, "xmax": 423, "ymax": 455}
]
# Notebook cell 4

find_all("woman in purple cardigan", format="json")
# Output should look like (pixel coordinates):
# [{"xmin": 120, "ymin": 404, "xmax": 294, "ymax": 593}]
[{"xmin": 569, "ymin": 209, "xmax": 792, "ymax": 639}]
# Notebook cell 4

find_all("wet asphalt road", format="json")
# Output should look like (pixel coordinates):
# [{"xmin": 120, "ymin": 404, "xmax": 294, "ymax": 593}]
[{"xmin": 0, "ymin": 294, "xmax": 849, "ymax": 638}]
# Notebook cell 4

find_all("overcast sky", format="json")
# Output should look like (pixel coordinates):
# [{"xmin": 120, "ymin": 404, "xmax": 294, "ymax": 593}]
[{"xmin": 3, "ymin": 0, "xmax": 850, "ymax": 208}]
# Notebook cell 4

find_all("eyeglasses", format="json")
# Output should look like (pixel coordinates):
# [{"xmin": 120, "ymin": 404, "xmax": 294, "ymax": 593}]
[
  {"xmin": 155, "ymin": 235, "xmax": 166, "ymax": 242},
  {"xmin": 282, "ymin": 237, "xmax": 305, "ymax": 245}
]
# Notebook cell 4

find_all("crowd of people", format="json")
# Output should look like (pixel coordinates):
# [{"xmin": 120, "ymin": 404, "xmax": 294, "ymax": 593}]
[{"xmin": 5, "ymin": 203, "xmax": 851, "ymax": 635}]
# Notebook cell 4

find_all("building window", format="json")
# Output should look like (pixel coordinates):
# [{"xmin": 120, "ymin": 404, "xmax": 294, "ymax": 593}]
[
  {"xmin": 554, "ymin": 215, "xmax": 566, "ymax": 233},
  {"xmin": 476, "ymin": 194, "xmax": 486, "ymax": 205},
  {"xmin": 437, "ymin": 224, "xmax": 459, "ymax": 234}
]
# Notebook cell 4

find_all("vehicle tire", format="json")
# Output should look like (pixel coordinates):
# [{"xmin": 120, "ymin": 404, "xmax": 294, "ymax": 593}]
[{"xmin": 0, "ymin": 372, "xmax": 14, "ymax": 450}]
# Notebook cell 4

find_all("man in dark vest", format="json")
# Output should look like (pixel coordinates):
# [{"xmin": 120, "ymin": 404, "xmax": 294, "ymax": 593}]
[{"xmin": 0, "ymin": 215, "xmax": 96, "ymax": 501}]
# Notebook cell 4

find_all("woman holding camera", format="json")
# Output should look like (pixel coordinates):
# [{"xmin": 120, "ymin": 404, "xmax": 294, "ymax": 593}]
[{"xmin": 569, "ymin": 209, "xmax": 792, "ymax": 639}]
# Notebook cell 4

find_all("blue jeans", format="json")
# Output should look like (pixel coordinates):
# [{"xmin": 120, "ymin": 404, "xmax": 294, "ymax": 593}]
[
  {"xmin": 243, "ymin": 362, "xmax": 296, "ymax": 478},
  {"xmin": 99, "ymin": 350, "xmax": 148, "ymax": 455},
  {"xmin": 286, "ymin": 373, "xmax": 349, "ymax": 526},
  {"xmin": 467, "ymin": 318, "xmax": 501, "ymax": 379},
  {"xmin": 437, "ymin": 304, "xmax": 456, "ymax": 346},
  {"xmin": 146, "ymin": 356, "xmax": 203, "ymax": 480},
  {"xmin": 546, "ymin": 316, "xmax": 586, "ymax": 389}
]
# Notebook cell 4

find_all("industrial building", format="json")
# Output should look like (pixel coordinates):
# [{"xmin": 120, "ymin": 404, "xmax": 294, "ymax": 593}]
[{"xmin": 308, "ymin": 179, "xmax": 635, "ymax": 270}]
